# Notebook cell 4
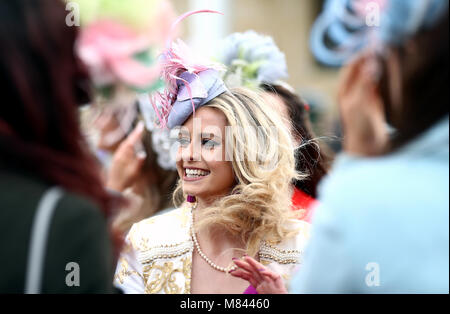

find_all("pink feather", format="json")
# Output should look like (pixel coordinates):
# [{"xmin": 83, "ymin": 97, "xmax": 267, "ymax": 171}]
[{"xmin": 150, "ymin": 10, "xmax": 225, "ymax": 129}]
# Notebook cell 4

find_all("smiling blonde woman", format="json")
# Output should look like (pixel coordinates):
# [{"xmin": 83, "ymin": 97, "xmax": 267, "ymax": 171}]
[
  {"xmin": 113, "ymin": 10, "xmax": 310, "ymax": 294},
  {"xmin": 114, "ymin": 86, "xmax": 311, "ymax": 294}
]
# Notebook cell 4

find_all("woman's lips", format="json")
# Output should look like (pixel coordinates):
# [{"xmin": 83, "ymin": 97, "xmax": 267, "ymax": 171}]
[
  {"xmin": 183, "ymin": 168, "xmax": 210, "ymax": 182},
  {"xmin": 183, "ymin": 174, "xmax": 210, "ymax": 182}
]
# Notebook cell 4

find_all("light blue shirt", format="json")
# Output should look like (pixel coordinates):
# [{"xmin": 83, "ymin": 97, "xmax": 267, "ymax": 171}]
[{"xmin": 290, "ymin": 117, "xmax": 449, "ymax": 293}]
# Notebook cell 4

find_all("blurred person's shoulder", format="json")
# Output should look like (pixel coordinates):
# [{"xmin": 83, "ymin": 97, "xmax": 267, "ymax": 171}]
[
  {"xmin": 0, "ymin": 166, "xmax": 103, "ymax": 223},
  {"xmin": 319, "ymin": 118, "xmax": 449, "ymax": 216},
  {"xmin": 0, "ymin": 166, "xmax": 110, "ymax": 293},
  {"xmin": 0, "ymin": 164, "xmax": 108, "ymax": 241},
  {"xmin": 1, "ymin": 162, "xmax": 98, "ymax": 198},
  {"xmin": 312, "ymin": 118, "xmax": 449, "ymax": 259},
  {"xmin": 0, "ymin": 166, "xmax": 51, "ymax": 207},
  {"xmin": 0, "ymin": 168, "xmax": 49, "ymax": 292},
  {"xmin": 311, "ymin": 125, "xmax": 449, "ymax": 293}
]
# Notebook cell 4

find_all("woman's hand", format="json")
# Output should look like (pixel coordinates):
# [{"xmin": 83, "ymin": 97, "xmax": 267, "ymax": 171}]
[
  {"xmin": 230, "ymin": 256, "xmax": 288, "ymax": 294},
  {"xmin": 338, "ymin": 53, "xmax": 390, "ymax": 156},
  {"xmin": 106, "ymin": 121, "xmax": 147, "ymax": 192}
]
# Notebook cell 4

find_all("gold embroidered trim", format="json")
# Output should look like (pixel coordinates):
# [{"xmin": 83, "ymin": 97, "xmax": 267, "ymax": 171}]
[
  {"xmin": 138, "ymin": 241, "xmax": 193, "ymax": 265},
  {"xmin": 143, "ymin": 257, "xmax": 192, "ymax": 294},
  {"xmin": 259, "ymin": 241, "xmax": 302, "ymax": 264},
  {"xmin": 114, "ymin": 256, "xmax": 143, "ymax": 284}
]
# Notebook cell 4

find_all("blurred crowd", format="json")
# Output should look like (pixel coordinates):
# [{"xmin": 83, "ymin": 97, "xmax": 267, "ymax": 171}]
[{"xmin": 0, "ymin": 0, "xmax": 448, "ymax": 294}]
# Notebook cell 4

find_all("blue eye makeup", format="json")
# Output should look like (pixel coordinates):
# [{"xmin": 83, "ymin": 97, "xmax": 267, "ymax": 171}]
[
  {"xmin": 177, "ymin": 137, "xmax": 190, "ymax": 147},
  {"xmin": 176, "ymin": 134, "xmax": 220, "ymax": 149},
  {"xmin": 202, "ymin": 138, "xmax": 220, "ymax": 149}
]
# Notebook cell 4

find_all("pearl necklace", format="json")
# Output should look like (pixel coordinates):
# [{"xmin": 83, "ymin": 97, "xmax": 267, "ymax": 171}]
[{"xmin": 189, "ymin": 203, "xmax": 237, "ymax": 273}]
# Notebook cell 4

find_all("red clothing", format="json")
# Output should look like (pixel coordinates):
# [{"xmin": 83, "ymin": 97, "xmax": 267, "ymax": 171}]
[{"xmin": 292, "ymin": 188, "xmax": 317, "ymax": 223}]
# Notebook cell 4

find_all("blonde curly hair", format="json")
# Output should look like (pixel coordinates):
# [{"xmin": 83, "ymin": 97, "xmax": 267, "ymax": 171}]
[{"xmin": 173, "ymin": 87, "xmax": 306, "ymax": 257}]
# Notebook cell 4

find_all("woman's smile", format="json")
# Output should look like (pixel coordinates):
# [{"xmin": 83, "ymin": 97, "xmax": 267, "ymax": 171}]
[{"xmin": 183, "ymin": 167, "xmax": 211, "ymax": 181}]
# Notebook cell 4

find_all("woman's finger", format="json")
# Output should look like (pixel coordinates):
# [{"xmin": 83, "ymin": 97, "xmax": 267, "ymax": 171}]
[
  {"xmin": 232, "ymin": 259, "xmax": 253, "ymax": 273},
  {"xmin": 126, "ymin": 121, "xmax": 146, "ymax": 146},
  {"xmin": 244, "ymin": 256, "xmax": 268, "ymax": 275},
  {"xmin": 243, "ymin": 256, "xmax": 266, "ymax": 283},
  {"xmin": 229, "ymin": 269, "xmax": 258, "ymax": 288},
  {"xmin": 233, "ymin": 258, "xmax": 264, "ymax": 283},
  {"xmin": 260, "ymin": 269, "xmax": 282, "ymax": 282},
  {"xmin": 117, "ymin": 121, "xmax": 147, "ymax": 160}
]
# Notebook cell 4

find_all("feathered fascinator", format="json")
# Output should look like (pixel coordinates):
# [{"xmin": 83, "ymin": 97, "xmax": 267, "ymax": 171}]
[
  {"xmin": 148, "ymin": 10, "xmax": 228, "ymax": 129},
  {"xmin": 218, "ymin": 31, "xmax": 289, "ymax": 89},
  {"xmin": 310, "ymin": 0, "xmax": 449, "ymax": 67}
]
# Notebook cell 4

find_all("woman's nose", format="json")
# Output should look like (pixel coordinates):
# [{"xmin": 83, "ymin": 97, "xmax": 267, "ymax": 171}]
[{"xmin": 183, "ymin": 140, "xmax": 201, "ymax": 161}]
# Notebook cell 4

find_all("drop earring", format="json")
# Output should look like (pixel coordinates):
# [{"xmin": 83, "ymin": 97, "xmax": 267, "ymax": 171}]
[{"xmin": 187, "ymin": 195, "xmax": 196, "ymax": 203}]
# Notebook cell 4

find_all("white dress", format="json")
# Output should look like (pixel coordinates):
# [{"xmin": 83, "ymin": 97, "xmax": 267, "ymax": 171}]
[{"xmin": 114, "ymin": 205, "xmax": 311, "ymax": 294}]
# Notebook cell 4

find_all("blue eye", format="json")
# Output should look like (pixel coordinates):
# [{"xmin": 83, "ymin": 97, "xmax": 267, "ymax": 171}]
[
  {"xmin": 202, "ymin": 139, "xmax": 219, "ymax": 149},
  {"xmin": 177, "ymin": 138, "xmax": 190, "ymax": 147}
]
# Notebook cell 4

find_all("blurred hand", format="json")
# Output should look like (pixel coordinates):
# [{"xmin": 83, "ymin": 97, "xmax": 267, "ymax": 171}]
[
  {"xmin": 106, "ymin": 121, "xmax": 147, "ymax": 192},
  {"xmin": 94, "ymin": 109, "xmax": 126, "ymax": 152},
  {"xmin": 338, "ymin": 53, "xmax": 389, "ymax": 156},
  {"xmin": 230, "ymin": 256, "xmax": 288, "ymax": 294}
]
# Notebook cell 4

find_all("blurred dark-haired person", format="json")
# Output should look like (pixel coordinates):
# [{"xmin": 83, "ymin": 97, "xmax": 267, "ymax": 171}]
[
  {"xmin": 290, "ymin": 1, "xmax": 449, "ymax": 293},
  {"xmin": 231, "ymin": 0, "xmax": 449, "ymax": 293},
  {"xmin": 0, "ymin": 0, "xmax": 119, "ymax": 293}
]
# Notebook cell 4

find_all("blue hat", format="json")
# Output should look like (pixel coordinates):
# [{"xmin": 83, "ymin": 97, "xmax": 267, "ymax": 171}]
[
  {"xmin": 149, "ymin": 10, "xmax": 228, "ymax": 129},
  {"xmin": 167, "ymin": 69, "xmax": 228, "ymax": 128}
]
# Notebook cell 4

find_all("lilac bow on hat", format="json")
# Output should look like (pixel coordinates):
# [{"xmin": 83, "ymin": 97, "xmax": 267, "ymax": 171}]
[{"xmin": 167, "ymin": 69, "xmax": 228, "ymax": 128}]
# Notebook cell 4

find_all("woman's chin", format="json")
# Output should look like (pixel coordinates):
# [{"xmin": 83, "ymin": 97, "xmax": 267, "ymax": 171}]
[
  {"xmin": 183, "ymin": 186, "xmax": 204, "ymax": 196},
  {"xmin": 182, "ymin": 182, "xmax": 206, "ymax": 198}
]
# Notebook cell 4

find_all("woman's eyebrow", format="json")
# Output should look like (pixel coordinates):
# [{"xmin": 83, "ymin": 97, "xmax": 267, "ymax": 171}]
[{"xmin": 178, "ymin": 130, "xmax": 190, "ymax": 137}]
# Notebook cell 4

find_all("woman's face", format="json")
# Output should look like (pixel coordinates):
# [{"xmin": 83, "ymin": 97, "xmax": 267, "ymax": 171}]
[{"xmin": 176, "ymin": 106, "xmax": 235, "ymax": 202}]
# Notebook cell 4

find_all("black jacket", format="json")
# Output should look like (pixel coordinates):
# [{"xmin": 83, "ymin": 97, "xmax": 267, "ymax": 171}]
[{"xmin": 0, "ymin": 164, "xmax": 115, "ymax": 293}]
